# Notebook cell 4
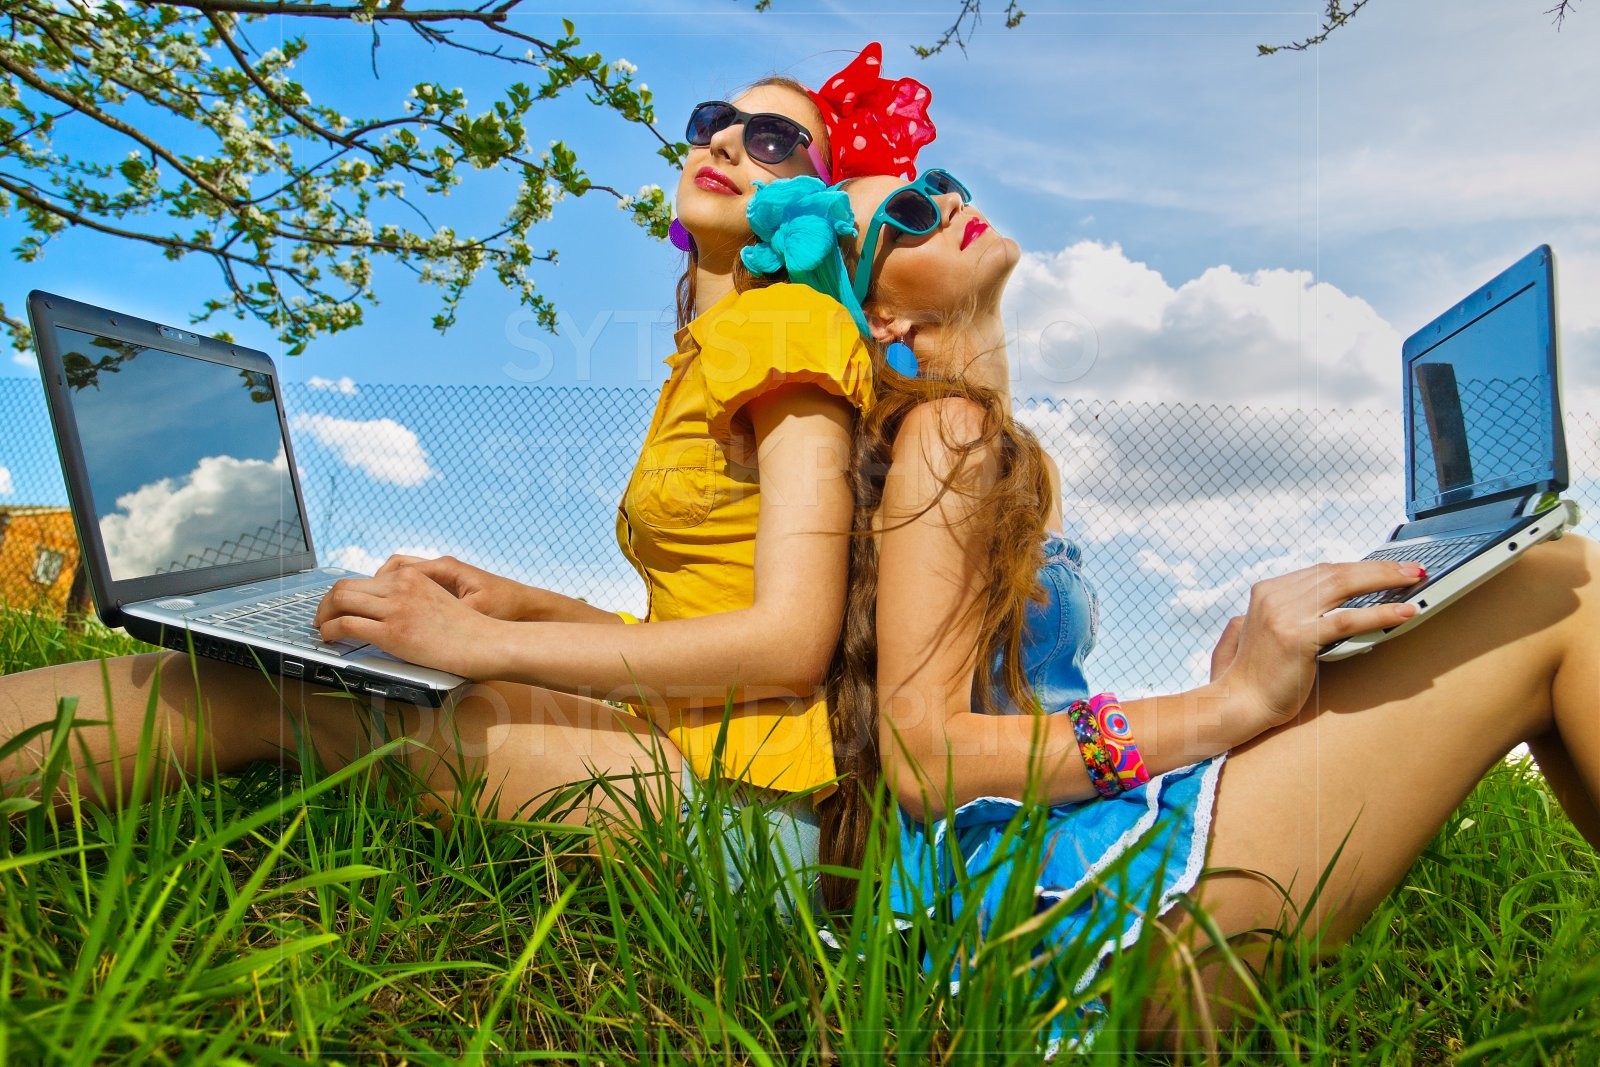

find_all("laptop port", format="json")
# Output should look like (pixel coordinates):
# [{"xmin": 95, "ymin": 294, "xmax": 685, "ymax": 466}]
[{"xmin": 282, "ymin": 660, "xmax": 305, "ymax": 678}]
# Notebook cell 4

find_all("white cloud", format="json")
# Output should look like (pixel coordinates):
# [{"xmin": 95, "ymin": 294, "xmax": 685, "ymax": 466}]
[
  {"xmin": 0, "ymin": 465, "xmax": 12, "ymax": 495},
  {"xmin": 11, "ymin": 350, "xmax": 35, "ymax": 370},
  {"xmin": 290, "ymin": 413, "xmax": 434, "ymax": 486},
  {"xmin": 306, "ymin": 375, "xmax": 358, "ymax": 395},
  {"xmin": 1005, "ymin": 241, "xmax": 1403, "ymax": 410},
  {"xmin": 1143, "ymin": 547, "xmax": 1343, "ymax": 638},
  {"xmin": 323, "ymin": 544, "xmax": 388, "ymax": 575},
  {"xmin": 1017, "ymin": 398, "xmax": 1407, "ymax": 696},
  {"xmin": 1570, "ymin": 410, "xmax": 1600, "ymax": 479},
  {"xmin": 100, "ymin": 450, "xmax": 299, "ymax": 579},
  {"xmin": 1018, "ymin": 400, "xmax": 1403, "ymax": 538}
]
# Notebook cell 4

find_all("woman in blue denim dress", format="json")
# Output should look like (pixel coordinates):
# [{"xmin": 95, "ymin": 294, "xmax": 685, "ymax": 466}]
[{"xmin": 789, "ymin": 171, "xmax": 1600, "ymax": 1048}]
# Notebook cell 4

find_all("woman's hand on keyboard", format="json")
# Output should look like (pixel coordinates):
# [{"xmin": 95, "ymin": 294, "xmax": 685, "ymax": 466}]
[
  {"xmin": 1207, "ymin": 560, "xmax": 1425, "ymax": 738},
  {"xmin": 314, "ymin": 564, "xmax": 501, "ymax": 678},
  {"xmin": 374, "ymin": 554, "xmax": 624, "ymax": 625},
  {"xmin": 374, "ymin": 554, "xmax": 540, "ymax": 621}
]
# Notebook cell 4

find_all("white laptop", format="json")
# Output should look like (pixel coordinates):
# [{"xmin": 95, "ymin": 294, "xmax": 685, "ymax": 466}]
[
  {"xmin": 1320, "ymin": 245, "xmax": 1580, "ymax": 660},
  {"xmin": 28, "ymin": 291, "xmax": 465, "ymax": 705}
]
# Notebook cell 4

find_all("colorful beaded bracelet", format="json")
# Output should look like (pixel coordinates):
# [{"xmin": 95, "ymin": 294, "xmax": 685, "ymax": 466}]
[
  {"xmin": 1066, "ymin": 699, "xmax": 1123, "ymax": 799},
  {"xmin": 1067, "ymin": 693, "xmax": 1152, "ymax": 799},
  {"xmin": 1090, "ymin": 692, "xmax": 1152, "ymax": 792}
]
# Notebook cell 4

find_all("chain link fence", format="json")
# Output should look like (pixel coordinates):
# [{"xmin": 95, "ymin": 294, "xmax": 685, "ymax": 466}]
[{"xmin": 3, "ymin": 376, "xmax": 1594, "ymax": 694}]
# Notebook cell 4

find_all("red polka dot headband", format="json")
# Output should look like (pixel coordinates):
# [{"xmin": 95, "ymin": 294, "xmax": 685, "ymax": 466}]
[{"xmin": 808, "ymin": 42, "xmax": 937, "ymax": 182}]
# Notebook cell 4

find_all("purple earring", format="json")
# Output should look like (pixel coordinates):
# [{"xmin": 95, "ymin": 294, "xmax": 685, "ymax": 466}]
[{"xmin": 669, "ymin": 218, "xmax": 695, "ymax": 252}]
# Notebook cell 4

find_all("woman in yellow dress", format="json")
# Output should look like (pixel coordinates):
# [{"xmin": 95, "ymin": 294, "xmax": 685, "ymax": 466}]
[{"xmin": 0, "ymin": 46, "xmax": 934, "ymax": 867}]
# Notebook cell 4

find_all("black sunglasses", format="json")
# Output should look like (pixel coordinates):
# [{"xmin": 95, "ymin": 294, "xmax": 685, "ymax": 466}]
[{"xmin": 685, "ymin": 101, "xmax": 830, "ymax": 178}]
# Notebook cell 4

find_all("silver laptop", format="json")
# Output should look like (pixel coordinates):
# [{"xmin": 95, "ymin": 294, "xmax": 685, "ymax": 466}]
[
  {"xmin": 28, "ymin": 291, "xmax": 465, "ymax": 705},
  {"xmin": 1320, "ymin": 245, "xmax": 1580, "ymax": 660}
]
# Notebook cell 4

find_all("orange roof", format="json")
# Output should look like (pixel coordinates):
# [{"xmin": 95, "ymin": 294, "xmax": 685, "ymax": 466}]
[{"xmin": 0, "ymin": 505, "xmax": 71, "ymax": 517}]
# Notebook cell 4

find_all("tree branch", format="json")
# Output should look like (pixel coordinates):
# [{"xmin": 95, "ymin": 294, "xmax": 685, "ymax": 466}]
[
  {"xmin": 0, "ymin": 168, "xmax": 542, "ymax": 263},
  {"xmin": 0, "ymin": 305, "xmax": 31, "ymax": 350},
  {"xmin": 0, "ymin": 46, "xmax": 245, "ymax": 213},
  {"xmin": 0, "ymin": 171, "xmax": 306, "ymax": 274},
  {"xmin": 0, "ymin": 0, "xmax": 668, "ymax": 352},
  {"xmin": 911, "ymin": 0, "xmax": 1027, "ymax": 59},
  {"xmin": 1546, "ymin": 0, "xmax": 1581, "ymax": 30},
  {"xmin": 1258, "ymin": 0, "xmax": 1372, "ymax": 54},
  {"xmin": 0, "ymin": 109, "xmax": 73, "ymax": 152},
  {"xmin": 160, "ymin": 1, "xmax": 521, "ymax": 25}
]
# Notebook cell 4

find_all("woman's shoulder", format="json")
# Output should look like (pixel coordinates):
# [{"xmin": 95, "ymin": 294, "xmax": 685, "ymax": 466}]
[
  {"xmin": 889, "ymin": 398, "xmax": 999, "ymax": 487},
  {"xmin": 894, "ymin": 397, "xmax": 991, "ymax": 453},
  {"xmin": 1040, "ymin": 448, "xmax": 1065, "ymax": 531},
  {"xmin": 694, "ymin": 282, "xmax": 865, "ymax": 367},
  {"xmin": 720, "ymin": 279, "xmax": 857, "ymax": 321},
  {"xmin": 696, "ymin": 284, "xmax": 875, "ymax": 446}
]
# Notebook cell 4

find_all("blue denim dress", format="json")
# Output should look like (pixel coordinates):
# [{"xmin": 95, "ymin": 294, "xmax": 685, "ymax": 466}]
[{"xmin": 888, "ymin": 532, "xmax": 1226, "ymax": 1034}]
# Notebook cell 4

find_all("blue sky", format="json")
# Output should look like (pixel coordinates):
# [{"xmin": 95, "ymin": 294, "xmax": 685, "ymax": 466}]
[
  {"xmin": 4, "ymin": 1, "xmax": 1597, "ymax": 692},
  {"xmin": 6, "ymin": 1, "xmax": 1596, "ymax": 401}
]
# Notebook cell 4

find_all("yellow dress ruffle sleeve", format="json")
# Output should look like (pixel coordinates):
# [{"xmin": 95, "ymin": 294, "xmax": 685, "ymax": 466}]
[{"xmin": 698, "ymin": 283, "xmax": 875, "ymax": 461}]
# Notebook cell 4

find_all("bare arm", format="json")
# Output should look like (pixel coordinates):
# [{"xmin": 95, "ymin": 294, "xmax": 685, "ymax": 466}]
[
  {"xmin": 876, "ymin": 400, "xmax": 1425, "ymax": 820},
  {"xmin": 315, "ymin": 384, "xmax": 855, "ymax": 704},
  {"xmin": 370, "ymin": 554, "xmax": 626, "ymax": 625},
  {"xmin": 1041, "ymin": 448, "xmax": 1066, "ymax": 534}
]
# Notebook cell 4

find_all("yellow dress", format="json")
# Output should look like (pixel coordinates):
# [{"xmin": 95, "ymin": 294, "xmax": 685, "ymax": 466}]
[{"xmin": 614, "ymin": 283, "xmax": 875, "ymax": 797}]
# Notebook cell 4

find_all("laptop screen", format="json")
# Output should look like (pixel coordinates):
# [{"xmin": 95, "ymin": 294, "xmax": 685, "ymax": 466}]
[
  {"xmin": 50, "ymin": 325, "xmax": 309, "ymax": 582},
  {"xmin": 1407, "ymin": 276, "xmax": 1558, "ymax": 513}
]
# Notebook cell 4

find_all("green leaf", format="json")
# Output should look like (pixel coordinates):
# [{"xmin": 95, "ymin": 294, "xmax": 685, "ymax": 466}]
[{"xmin": 191, "ymin": 934, "xmax": 342, "ymax": 990}]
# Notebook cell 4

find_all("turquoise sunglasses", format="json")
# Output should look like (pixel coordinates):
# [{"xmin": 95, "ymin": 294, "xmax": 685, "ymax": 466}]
[{"xmin": 850, "ymin": 169, "xmax": 972, "ymax": 304}]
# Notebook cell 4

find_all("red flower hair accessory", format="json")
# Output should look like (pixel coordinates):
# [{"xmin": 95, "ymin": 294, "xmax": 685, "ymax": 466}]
[{"xmin": 808, "ymin": 42, "xmax": 936, "ymax": 182}]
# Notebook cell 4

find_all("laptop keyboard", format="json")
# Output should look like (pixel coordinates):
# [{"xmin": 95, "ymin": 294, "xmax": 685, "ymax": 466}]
[
  {"xmin": 1338, "ymin": 533, "xmax": 1491, "ymax": 608},
  {"xmin": 199, "ymin": 583, "xmax": 366, "ymax": 656}
]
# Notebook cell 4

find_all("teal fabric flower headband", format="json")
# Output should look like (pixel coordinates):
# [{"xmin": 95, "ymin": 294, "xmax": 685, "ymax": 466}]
[{"xmin": 741, "ymin": 177, "xmax": 872, "ymax": 341}]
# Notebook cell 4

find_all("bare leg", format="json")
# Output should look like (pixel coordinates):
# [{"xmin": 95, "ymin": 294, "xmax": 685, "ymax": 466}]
[
  {"xmin": 1527, "ymin": 726, "xmax": 1600, "ymax": 844},
  {"xmin": 0, "ymin": 652, "xmax": 335, "ymax": 808},
  {"xmin": 0, "ymin": 653, "xmax": 683, "ymax": 825},
  {"xmin": 1143, "ymin": 532, "xmax": 1600, "ymax": 1041},
  {"xmin": 383, "ymin": 679, "xmax": 684, "ymax": 825}
]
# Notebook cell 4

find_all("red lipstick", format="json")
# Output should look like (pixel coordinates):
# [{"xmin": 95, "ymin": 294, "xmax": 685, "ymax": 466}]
[
  {"xmin": 694, "ymin": 166, "xmax": 740, "ymax": 195},
  {"xmin": 961, "ymin": 218, "xmax": 989, "ymax": 250}
]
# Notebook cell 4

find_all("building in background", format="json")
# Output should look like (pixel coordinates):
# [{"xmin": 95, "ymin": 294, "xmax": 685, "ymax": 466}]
[{"xmin": 0, "ymin": 505, "xmax": 89, "ymax": 617}]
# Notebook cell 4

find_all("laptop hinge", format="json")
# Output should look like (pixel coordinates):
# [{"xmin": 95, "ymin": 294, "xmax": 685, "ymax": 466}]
[{"xmin": 1396, "ymin": 497, "xmax": 1529, "ymax": 540}]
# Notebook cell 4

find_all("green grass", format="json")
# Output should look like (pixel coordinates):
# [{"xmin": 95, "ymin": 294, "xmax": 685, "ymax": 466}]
[{"xmin": 1, "ymin": 604, "xmax": 1597, "ymax": 1064}]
